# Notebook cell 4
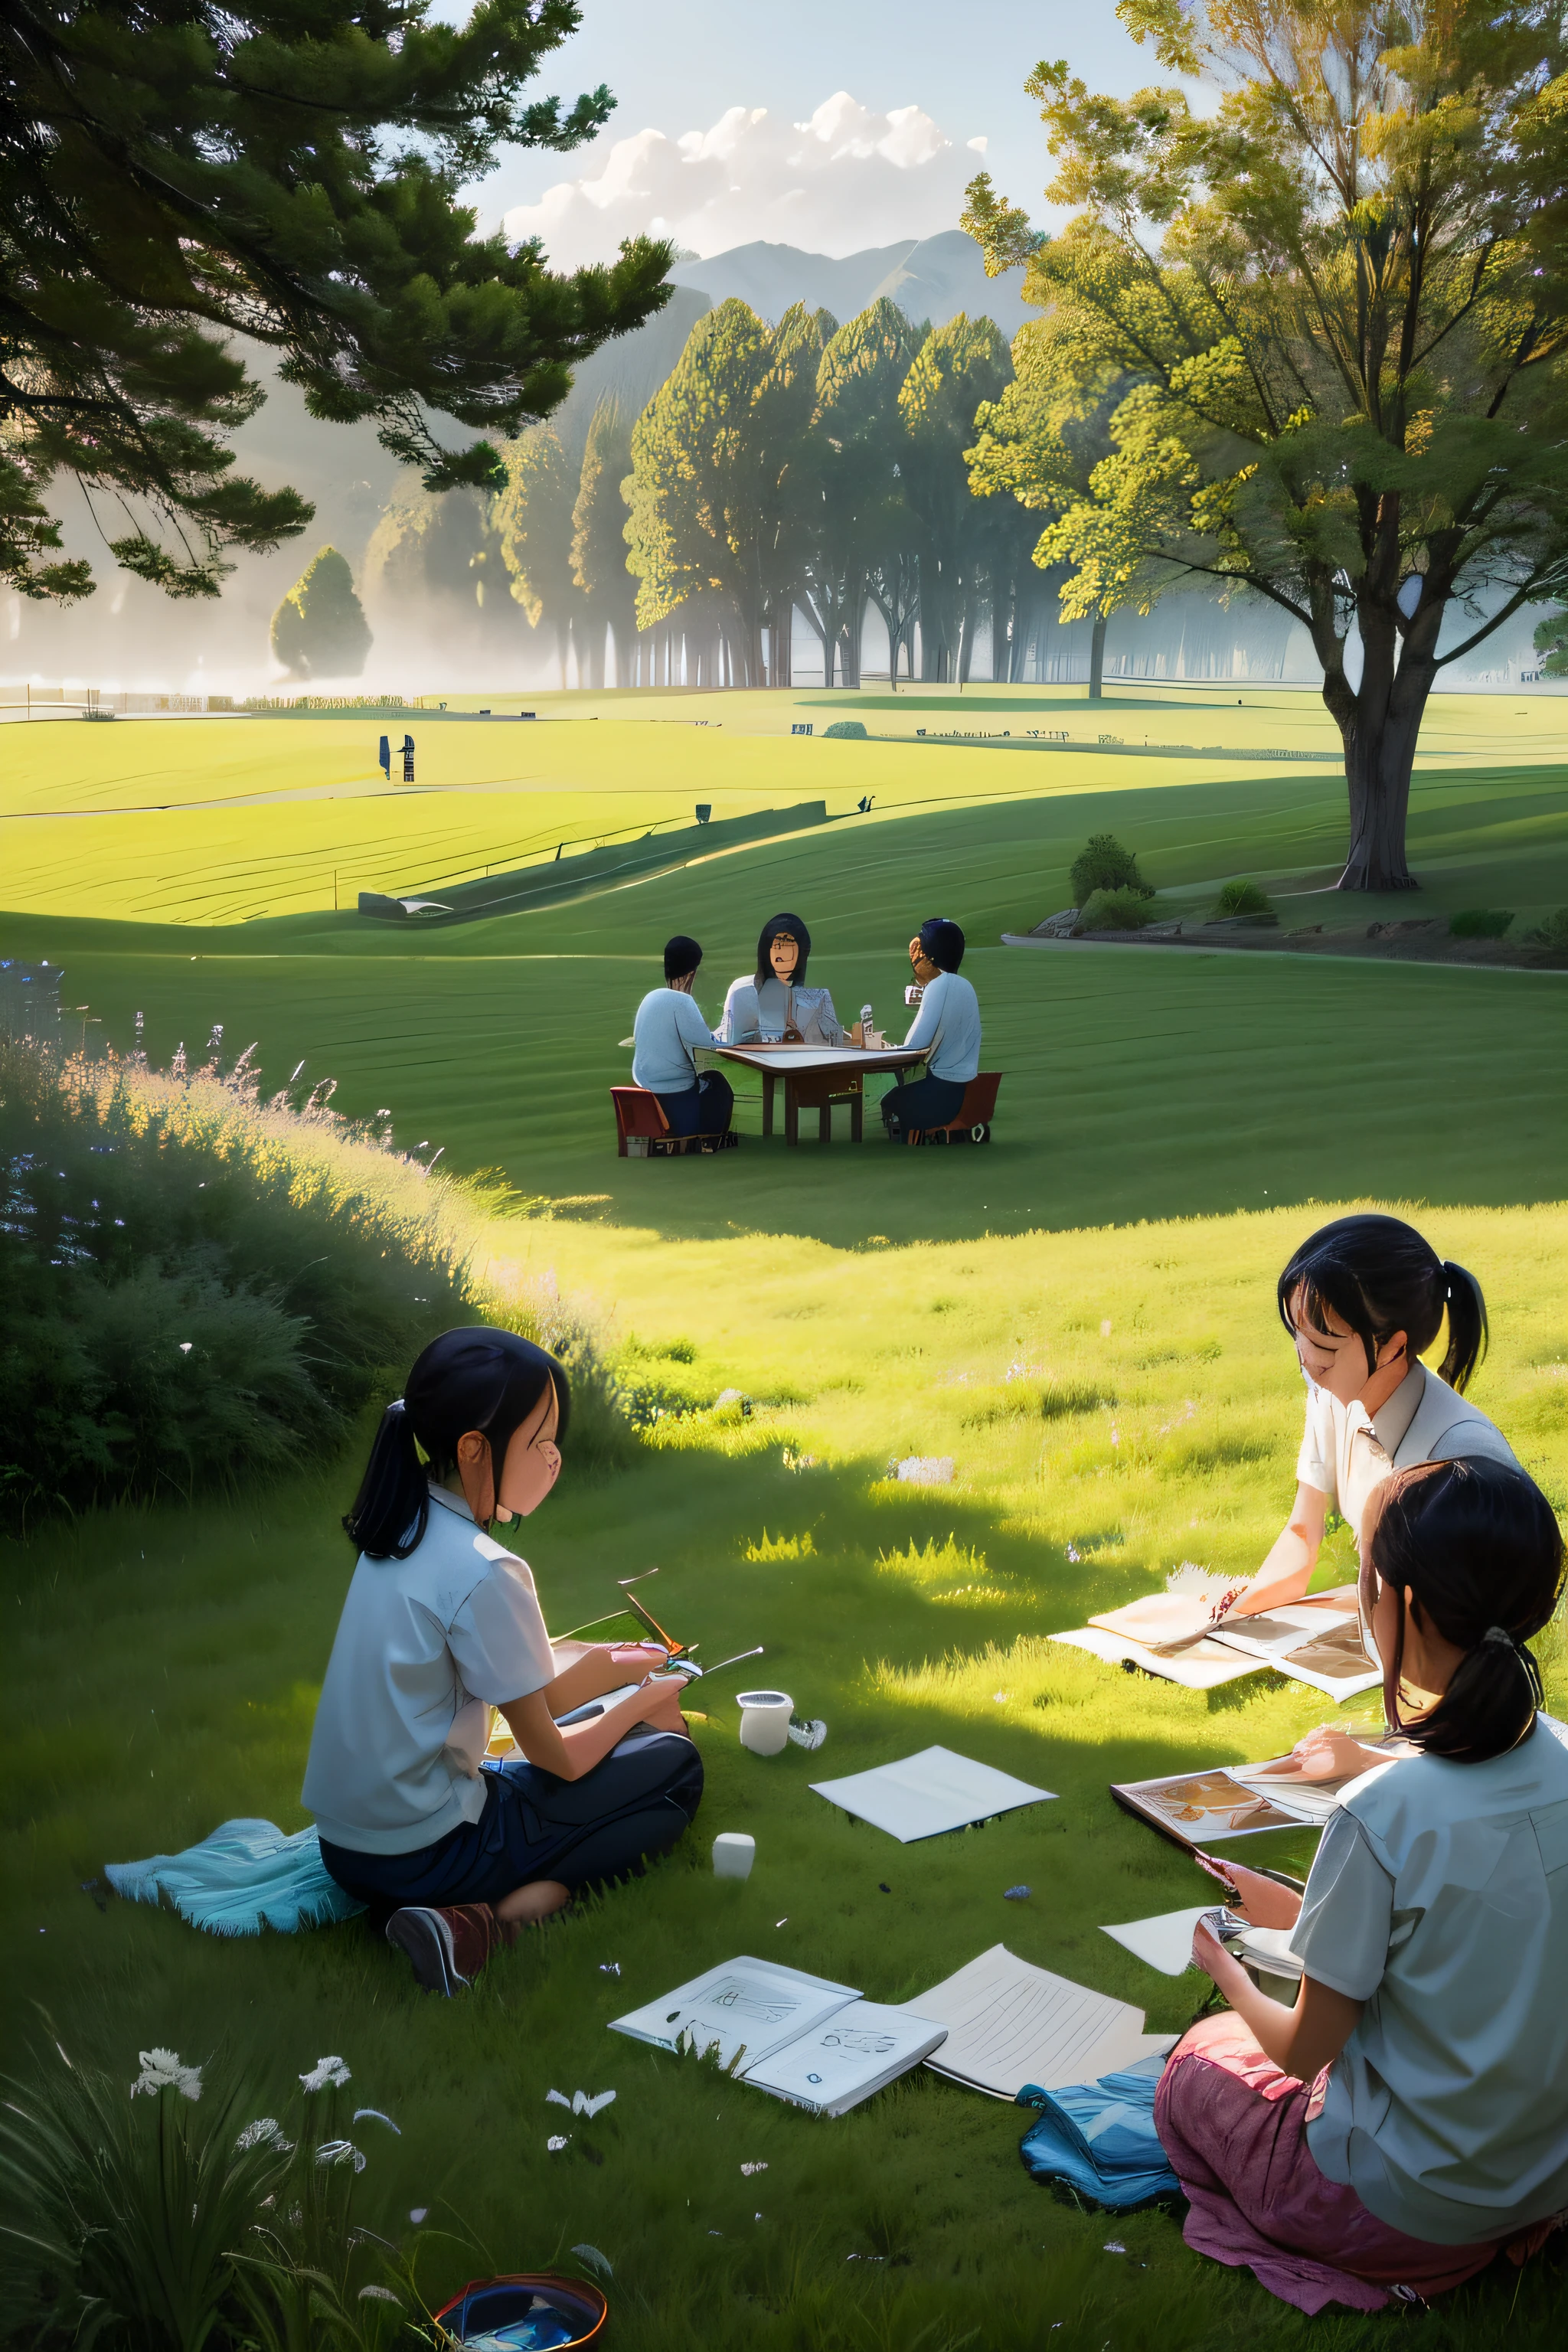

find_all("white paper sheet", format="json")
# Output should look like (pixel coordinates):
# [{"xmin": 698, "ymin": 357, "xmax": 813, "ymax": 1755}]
[
  {"xmin": 1099, "ymin": 1906, "xmax": 1215, "ymax": 1976},
  {"xmin": 809, "ymin": 1745, "xmax": 1056, "ymax": 1842},
  {"xmin": 912, "ymin": 1943, "xmax": 1174, "ymax": 2098}
]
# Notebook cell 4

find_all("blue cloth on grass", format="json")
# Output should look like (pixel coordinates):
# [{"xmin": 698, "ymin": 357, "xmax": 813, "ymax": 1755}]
[
  {"xmin": 106, "ymin": 1817, "xmax": 365, "ymax": 1936},
  {"xmin": 1016, "ymin": 2050, "xmax": 1180, "ymax": 2210}
]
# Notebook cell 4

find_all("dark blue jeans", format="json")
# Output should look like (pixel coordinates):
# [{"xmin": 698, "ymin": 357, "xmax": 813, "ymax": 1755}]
[
  {"xmin": 880, "ymin": 1073, "xmax": 967, "ymax": 1137},
  {"xmin": 318, "ymin": 1726, "xmax": 704, "ymax": 1926},
  {"xmin": 655, "ymin": 1071, "xmax": 733, "ymax": 1137}
]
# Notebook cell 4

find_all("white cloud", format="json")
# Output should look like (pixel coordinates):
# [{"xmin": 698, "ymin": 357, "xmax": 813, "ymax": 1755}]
[{"xmin": 498, "ymin": 92, "xmax": 988, "ymax": 267}]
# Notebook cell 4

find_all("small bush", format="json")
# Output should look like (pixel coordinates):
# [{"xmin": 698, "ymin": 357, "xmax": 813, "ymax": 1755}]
[
  {"xmin": 1214, "ymin": 877, "xmax": 1273, "ymax": 916},
  {"xmin": 1078, "ymin": 886, "xmax": 1160, "ymax": 931},
  {"xmin": 1069, "ymin": 831, "xmax": 1154, "ymax": 903},
  {"xmin": 1529, "ymin": 906, "xmax": 1568, "ymax": 951},
  {"xmin": 1450, "ymin": 906, "xmax": 1514, "ymax": 938},
  {"xmin": 822, "ymin": 718, "xmax": 867, "ymax": 740}
]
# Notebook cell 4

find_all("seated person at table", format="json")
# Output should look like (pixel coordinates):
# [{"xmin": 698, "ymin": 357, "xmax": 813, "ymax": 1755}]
[
  {"xmin": 631, "ymin": 934, "xmax": 734, "ymax": 1138},
  {"xmin": 880, "ymin": 916, "xmax": 980, "ymax": 1139},
  {"xmin": 304, "ymin": 1327, "xmax": 702, "ymax": 1994},
  {"xmin": 720, "ymin": 913, "xmax": 852, "ymax": 1047},
  {"xmin": 1158, "ymin": 1456, "xmax": 1568, "ymax": 2315}
]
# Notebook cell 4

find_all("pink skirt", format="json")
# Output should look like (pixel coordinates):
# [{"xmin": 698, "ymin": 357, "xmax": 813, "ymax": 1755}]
[{"xmin": 1154, "ymin": 2014, "xmax": 1504, "ymax": 2314}]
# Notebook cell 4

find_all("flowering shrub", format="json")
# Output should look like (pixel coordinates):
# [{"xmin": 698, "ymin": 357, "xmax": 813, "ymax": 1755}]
[{"xmin": 0, "ymin": 1033, "xmax": 630, "ymax": 1525}]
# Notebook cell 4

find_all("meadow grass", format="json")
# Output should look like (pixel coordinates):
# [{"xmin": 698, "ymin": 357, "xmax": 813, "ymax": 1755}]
[
  {"xmin": 5, "ymin": 700, "xmax": 1568, "ymax": 2345},
  {"xmin": 3, "ymin": 1198, "xmax": 1566, "ymax": 2350},
  {"xmin": 5, "ymin": 683, "xmax": 1568, "ymax": 922}
]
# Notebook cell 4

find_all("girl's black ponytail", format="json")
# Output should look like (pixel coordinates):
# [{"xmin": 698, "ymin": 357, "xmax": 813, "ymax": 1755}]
[
  {"xmin": 1437, "ymin": 1260, "xmax": 1488, "ymax": 1395},
  {"xmin": 343, "ymin": 1397, "xmax": 429, "ymax": 1560}
]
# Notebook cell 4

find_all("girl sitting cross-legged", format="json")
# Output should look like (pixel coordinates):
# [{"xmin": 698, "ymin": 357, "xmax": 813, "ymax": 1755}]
[
  {"xmin": 302, "ymin": 1327, "xmax": 702, "ymax": 1995},
  {"xmin": 1156, "ymin": 1455, "xmax": 1568, "ymax": 2314}
]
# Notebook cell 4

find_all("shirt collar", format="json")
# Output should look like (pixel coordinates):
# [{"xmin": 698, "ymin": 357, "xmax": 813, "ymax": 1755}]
[
  {"xmin": 1353, "ymin": 1364, "xmax": 1426, "ymax": 1457},
  {"xmin": 426, "ymin": 1480, "xmax": 475, "ymax": 1524}
]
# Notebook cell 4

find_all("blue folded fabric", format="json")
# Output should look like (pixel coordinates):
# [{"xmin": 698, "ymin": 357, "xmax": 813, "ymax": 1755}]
[
  {"xmin": 106, "ymin": 1817, "xmax": 365, "ymax": 1936},
  {"xmin": 1016, "ymin": 2050, "xmax": 1181, "ymax": 2210}
]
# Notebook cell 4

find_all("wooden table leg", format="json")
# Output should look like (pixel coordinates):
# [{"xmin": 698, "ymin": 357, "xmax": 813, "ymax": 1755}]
[
  {"xmin": 819, "ymin": 1102, "xmax": 831, "ymax": 1142},
  {"xmin": 762, "ymin": 1071, "xmax": 775, "ymax": 1138},
  {"xmin": 785, "ymin": 1079, "xmax": 799, "ymax": 1145},
  {"xmin": 851, "ymin": 1090, "xmax": 863, "ymax": 1142}
]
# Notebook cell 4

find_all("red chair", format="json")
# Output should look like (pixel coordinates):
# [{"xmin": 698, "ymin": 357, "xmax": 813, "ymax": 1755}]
[
  {"xmin": 906, "ymin": 1071, "xmax": 1002, "ymax": 1146},
  {"xmin": 611, "ymin": 1087, "xmax": 737, "ymax": 1157}
]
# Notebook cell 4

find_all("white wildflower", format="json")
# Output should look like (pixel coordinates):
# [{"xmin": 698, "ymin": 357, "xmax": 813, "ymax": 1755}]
[
  {"xmin": 131, "ymin": 2049, "xmax": 203, "ymax": 2102},
  {"xmin": 573, "ymin": 2089, "xmax": 615, "ymax": 2118},
  {"xmin": 351, "ymin": 2107, "xmax": 401, "ymax": 2135},
  {"xmin": 740, "ymin": 2161, "xmax": 769, "ymax": 2177},
  {"xmin": 299, "ymin": 2055, "xmax": 351, "ymax": 2092},
  {"xmin": 409, "ymin": 2208, "xmax": 430, "ymax": 2226},
  {"xmin": 546, "ymin": 2135, "xmax": 570, "ymax": 2153},
  {"xmin": 235, "ymin": 2118, "xmax": 292, "ymax": 2153},
  {"xmin": 545, "ymin": 2088, "xmax": 573, "ymax": 2109},
  {"xmin": 316, "ymin": 2139, "xmax": 367, "ymax": 2173}
]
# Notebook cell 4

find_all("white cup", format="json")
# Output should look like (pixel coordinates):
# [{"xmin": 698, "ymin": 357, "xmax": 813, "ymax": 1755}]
[
  {"xmin": 712, "ymin": 1832, "xmax": 756, "ymax": 1880},
  {"xmin": 737, "ymin": 1690, "xmax": 793, "ymax": 1756}
]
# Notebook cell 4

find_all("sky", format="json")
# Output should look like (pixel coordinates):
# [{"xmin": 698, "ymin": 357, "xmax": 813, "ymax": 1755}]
[{"xmin": 459, "ymin": 0, "xmax": 1158, "ymax": 266}]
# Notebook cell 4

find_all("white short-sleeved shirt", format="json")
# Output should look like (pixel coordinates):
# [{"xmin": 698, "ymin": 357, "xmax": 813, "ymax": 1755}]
[
  {"xmin": 1295, "ymin": 1364, "xmax": 1518, "ymax": 1543},
  {"xmin": 1291, "ymin": 1726, "xmax": 1568, "ymax": 2244},
  {"xmin": 302, "ymin": 1485, "xmax": 556, "ymax": 1854}
]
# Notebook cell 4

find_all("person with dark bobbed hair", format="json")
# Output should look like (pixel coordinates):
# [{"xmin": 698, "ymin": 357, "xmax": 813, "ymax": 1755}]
[
  {"xmin": 630, "ymin": 933, "xmax": 733, "ymax": 1139},
  {"xmin": 1158, "ymin": 1457, "xmax": 1568, "ymax": 2312},
  {"xmin": 720, "ymin": 912, "xmax": 851, "ymax": 1047},
  {"xmin": 880, "ymin": 915, "xmax": 982, "ymax": 1141},
  {"xmin": 302, "ymin": 1328, "xmax": 703, "ymax": 1994},
  {"xmin": 1211, "ymin": 1213, "xmax": 1519, "ymax": 1625}
]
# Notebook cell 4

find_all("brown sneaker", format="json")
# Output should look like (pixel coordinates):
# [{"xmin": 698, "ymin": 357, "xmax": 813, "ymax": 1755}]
[{"xmin": 385, "ymin": 1903, "xmax": 505, "ymax": 1994}]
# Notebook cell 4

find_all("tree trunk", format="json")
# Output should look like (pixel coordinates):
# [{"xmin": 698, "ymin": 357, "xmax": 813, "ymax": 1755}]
[
  {"xmin": 1321, "ymin": 565, "xmax": 1446, "ymax": 892},
  {"xmin": 1334, "ymin": 659, "xmax": 1434, "ymax": 890},
  {"xmin": 1088, "ymin": 610, "xmax": 1106, "ymax": 701}
]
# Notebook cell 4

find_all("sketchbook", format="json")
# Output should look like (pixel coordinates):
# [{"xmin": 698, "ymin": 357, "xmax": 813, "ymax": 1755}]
[
  {"xmin": 1110, "ymin": 1743, "xmax": 1399, "ymax": 1849},
  {"xmin": 1050, "ymin": 1625, "xmax": 1261, "ymax": 1690},
  {"xmin": 1056, "ymin": 1584, "xmax": 1380, "ymax": 1700},
  {"xmin": 809, "ymin": 1745, "xmax": 1057, "ymax": 1842},
  {"xmin": 910, "ymin": 1943, "xmax": 1174, "ymax": 2100},
  {"xmin": 607, "ymin": 1958, "xmax": 947, "ymax": 2116}
]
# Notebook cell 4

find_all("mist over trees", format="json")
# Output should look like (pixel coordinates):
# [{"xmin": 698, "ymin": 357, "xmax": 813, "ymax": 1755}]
[{"xmin": 481, "ymin": 292, "xmax": 1060, "ymax": 688}]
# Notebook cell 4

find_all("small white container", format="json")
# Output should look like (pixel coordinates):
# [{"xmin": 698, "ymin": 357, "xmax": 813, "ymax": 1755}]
[
  {"xmin": 737, "ymin": 1690, "xmax": 793, "ymax": 1756},
  {"xmin": 712, "ymin": 1832, "xmax": 756, "ymax": 1880}
]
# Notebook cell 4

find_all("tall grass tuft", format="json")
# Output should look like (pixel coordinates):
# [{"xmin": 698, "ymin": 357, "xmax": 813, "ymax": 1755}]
[{"xmin": 0, "ymin": 2034, "xmax": 433, "ymax": 2352}]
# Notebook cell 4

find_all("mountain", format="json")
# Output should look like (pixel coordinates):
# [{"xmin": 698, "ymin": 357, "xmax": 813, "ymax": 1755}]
[{"xmin": 670, "ymin": 229, "xmax": 1031, "ymax": 338}]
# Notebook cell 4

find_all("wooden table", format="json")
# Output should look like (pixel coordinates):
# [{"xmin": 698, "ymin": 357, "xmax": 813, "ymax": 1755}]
[{"xmin": 713, "ymin": 1044, "xmax": 926, "ymax": 1143}]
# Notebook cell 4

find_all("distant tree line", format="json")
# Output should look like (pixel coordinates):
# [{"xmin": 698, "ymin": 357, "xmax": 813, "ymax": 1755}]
[{"xmin": 485, "ymin": 296, "xmax": 1057, "ymax": 688}]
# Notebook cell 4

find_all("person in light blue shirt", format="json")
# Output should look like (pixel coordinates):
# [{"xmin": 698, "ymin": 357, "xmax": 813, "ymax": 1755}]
[
  {"xmin": 880, "ymin": 916, "xmax": 981, "ymax": 1140},
  {"xmin": 631, "ymin": 935, "xmax": 734, "ymax": 1138}
]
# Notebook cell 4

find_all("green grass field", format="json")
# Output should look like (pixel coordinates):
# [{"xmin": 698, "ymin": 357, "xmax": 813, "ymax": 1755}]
[{"xmin": 5, "ymin": 688, "xmax": 1568, "ymax": 2350}]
